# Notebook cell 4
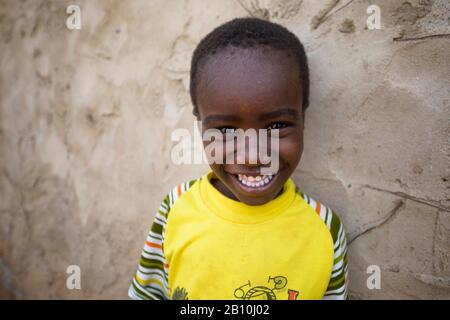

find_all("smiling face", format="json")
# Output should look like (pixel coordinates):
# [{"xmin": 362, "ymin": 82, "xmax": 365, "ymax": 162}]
[{"xmin": 195, "ymin": 47, "xmax": 304, "ymax": 205}]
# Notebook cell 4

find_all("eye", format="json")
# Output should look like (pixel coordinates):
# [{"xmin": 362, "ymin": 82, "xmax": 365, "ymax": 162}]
[
  {"xmin": 267, "ymin": 122, "xmax": 288, "ymax": 131},
  {"xmin": 218, "ymin": 127, "xmax": 237, "ymax": 134}
]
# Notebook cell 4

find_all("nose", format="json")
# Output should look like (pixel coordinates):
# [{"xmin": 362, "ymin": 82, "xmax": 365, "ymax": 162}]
[
  {"xmin": 243, "ymin": 141, "xmax": 260, "ymax": 166},
  {"xmin": 233, "ymin": 129, "xmax": 268, "ymax": 166}
]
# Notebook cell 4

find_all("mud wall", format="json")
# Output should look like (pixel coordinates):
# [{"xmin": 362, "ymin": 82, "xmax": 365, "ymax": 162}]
[{"xmin": 0, "ymin": 0, "xmax": 449, "ymax": 299}]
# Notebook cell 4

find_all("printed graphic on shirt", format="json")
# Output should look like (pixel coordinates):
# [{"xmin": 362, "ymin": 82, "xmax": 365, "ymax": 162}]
[
  {"xmin": 287, "ymin": 289, "xmax": 299, "ymax": 300},
  {"xmin": 233, "ymin": 276, "xmax": 298, "ymax": 300},
  {"xmin": 172, "ymin": 286, "xmax": 189, "ymax": 300}
]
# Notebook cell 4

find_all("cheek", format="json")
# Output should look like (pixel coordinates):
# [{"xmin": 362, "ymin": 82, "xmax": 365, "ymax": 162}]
[
  {"xmin": 202, "ymin": 138, "xmax": 227, "ymax": 163},
  {"xmin": 279, "ymin": 133, "xmax": 303, "ymax": 165}
]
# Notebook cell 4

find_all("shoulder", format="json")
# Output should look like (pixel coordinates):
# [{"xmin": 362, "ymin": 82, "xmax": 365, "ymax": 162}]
[
  {"xmin": 150, "ymin": 177, "xmax": 201, "ymax": 241},
  {"xmin": 295, "ymin": 191, "xmax": 349, "ymax": 299},
  {"xmin": 159, "ymin": 178, "xmax": 201, "ymax": 218},
  {"xmin": 296, "ymin": 188, "xmax": 346, "ymax": 243}
]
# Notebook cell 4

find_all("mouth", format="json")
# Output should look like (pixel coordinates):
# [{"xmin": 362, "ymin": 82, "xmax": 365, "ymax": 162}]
[
  {"xmin": 227, "ymin": 171, "xmax": 278, "ymax": 194},
  {"xmin": 236, "ymin": 173, "xmax": 274, "ymax": 188}
]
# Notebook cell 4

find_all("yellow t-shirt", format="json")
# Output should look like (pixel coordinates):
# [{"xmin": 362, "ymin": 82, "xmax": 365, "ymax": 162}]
[{"xmin": 129, "ymin": 171, "xmax": 348, "ymax": 300}]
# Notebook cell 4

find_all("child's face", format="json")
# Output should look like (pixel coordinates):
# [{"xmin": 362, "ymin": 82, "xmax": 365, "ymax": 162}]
[{"xmin": 196, "ymin": 48, "xmax": 304, "ymax": 205}]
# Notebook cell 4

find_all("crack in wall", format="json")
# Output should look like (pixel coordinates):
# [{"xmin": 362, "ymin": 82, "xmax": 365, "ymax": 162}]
[
  {"xmin": 311, "ymin": 0, "xmax": 340, "ymax": 30},
  {"xmin": 348, "ymin": 199, "xmax": 405, "ymax": 245},
  {"xmin": 361, "ymin": 184, "xmax": 450, "ymax": 212},
  {"xmin": 314, "ymin": 0, "xmax": 355, "ymax": 29},
  {"xmin": 413, "ymin": 273, "xmax": 450, "ymax": 289},
  {"xmin": 393, "ymin": 33, "xmax": 450, "ymax": 41},
  {"xmin": 431, "ymin": 210, "xmax": 439, "ymax": 273}
]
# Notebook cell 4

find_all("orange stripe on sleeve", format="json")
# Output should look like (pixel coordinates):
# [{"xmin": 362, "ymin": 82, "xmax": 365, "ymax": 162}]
[
  {"xmin": 315, "ymin": 201, "xmax": 321, "ymax": 215},
  {"xmin": 146, "ymin": 241, "xmax": 162, "ymax": 249}
]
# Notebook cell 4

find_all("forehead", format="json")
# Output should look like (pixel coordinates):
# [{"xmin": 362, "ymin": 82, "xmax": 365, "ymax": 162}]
[{"xmin": 196, "ymin": 47, "xmax": 302, "ymax": 119}]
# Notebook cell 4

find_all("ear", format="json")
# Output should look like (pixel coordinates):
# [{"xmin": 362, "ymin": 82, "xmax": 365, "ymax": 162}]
[
  {"xmin": 192, "ymin": 108, "xmax": 200, "ymax": 120},
  {"xmin": 301, "ymin": 105, "xmax": 307, "ymax": 128}
]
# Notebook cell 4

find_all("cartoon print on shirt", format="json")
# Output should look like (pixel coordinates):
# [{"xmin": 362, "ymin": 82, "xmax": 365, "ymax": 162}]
[
  {"xmin": 234, "ymin": 275, "xmax": 299, "ymax": 300},
  {"xmin": 172, "ymin": 286, "xmax": 189, "ymax": 300}
]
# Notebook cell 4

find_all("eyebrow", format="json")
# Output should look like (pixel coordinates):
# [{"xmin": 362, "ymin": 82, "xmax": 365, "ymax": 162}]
[
  {"xmin": 202, "ymin": 107, "xmax": 300, "ymax": 125},
  {"xmin": 203, "ymin": 114, "xmax": 240, "ymax": 125},
  {"xmin": 259, "ymin": 108, "xmax": 300, "ymax": 120}
]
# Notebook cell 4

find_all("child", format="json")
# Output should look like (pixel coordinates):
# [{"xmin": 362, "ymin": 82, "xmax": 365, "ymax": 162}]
[{"xmin": 128, "ymin": 17, "xmax": 348, "ymax": 300}]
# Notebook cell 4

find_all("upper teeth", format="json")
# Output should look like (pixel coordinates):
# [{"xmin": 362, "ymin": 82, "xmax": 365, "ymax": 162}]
[{"xmin": 237, "ymin": 174, "xmax": 274, "ymax": 187}]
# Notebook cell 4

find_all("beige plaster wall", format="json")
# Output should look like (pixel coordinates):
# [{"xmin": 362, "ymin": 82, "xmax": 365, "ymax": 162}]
[{"xmin": 0, "ymin": 0, "xmax": 449, "ymax": 299}]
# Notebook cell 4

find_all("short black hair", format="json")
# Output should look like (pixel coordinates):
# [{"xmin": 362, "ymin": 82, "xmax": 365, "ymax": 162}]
[{"xmin": 189, "ymin": 17, "xmax": 310, "ymax": 117}]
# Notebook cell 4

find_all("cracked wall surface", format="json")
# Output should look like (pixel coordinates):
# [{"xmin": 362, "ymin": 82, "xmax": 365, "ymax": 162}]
[{"xmin": 0, "ymin": 0, "xmax": 449, "ymax": 299}]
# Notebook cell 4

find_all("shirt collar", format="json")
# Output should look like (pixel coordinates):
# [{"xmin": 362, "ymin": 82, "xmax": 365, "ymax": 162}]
[{"xmin": 199, "ymin": 171, "xmax": 296, "ymax": 224}]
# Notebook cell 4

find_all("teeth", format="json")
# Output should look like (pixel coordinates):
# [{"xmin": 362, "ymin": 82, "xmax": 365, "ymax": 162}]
[{"xmin": 236, "ymin": 174, "xmax": 274, "ymax": 188}]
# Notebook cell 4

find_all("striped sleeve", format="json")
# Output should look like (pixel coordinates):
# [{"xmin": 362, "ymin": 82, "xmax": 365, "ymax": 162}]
[
  {"xmin": 128, "ymin": 180, "xmax": 196, "ymax": 300},
  {"xmin": 322, "ymin": 210, "xmax": 348, "ymax": 300},
  {"xmin": 302, "ymin": 192, "xmax": 349, "ymax": 300}
]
